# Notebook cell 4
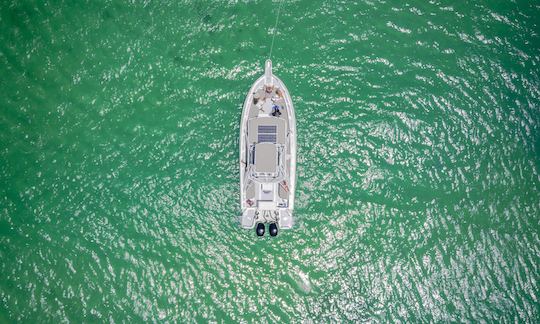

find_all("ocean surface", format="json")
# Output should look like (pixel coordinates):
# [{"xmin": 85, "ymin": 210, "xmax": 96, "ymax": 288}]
[{"xmin": 1, "ymin": 0, "xmax": 539, "ymax": 322}]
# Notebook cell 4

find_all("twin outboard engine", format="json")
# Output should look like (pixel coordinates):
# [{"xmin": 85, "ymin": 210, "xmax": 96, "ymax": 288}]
[
  {"xmin": 256, "ymin": 223, "xmax": 279, "ymax": 236},
  {"xmin": 256, "ymin": 223, "xmax": 265, "ymax": 236}
]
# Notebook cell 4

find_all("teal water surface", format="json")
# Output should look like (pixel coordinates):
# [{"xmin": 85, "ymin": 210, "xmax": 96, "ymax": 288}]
[{"xmin": 1, "ymin": 0, "xmax": 540, "ymax": 322}]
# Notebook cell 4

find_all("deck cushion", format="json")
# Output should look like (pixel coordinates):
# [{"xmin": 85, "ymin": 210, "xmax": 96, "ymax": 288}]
[{"xmin": 254, "ymin": 143, "xmax": 277, "ymax": 173}]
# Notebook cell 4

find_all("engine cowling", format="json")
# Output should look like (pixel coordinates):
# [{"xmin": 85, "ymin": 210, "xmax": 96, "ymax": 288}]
[
  {"xmin": 256, "ymin": 223, "xmax": 265, "ymax": 236},
  {"xmin": 269, "ymin": 223, "xmax": 278, "ymax": 237}
]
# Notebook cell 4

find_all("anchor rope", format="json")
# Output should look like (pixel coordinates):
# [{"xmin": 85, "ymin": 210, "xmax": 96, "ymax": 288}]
[{"xmin": 268, "ymin": 0, "xmax": 285, "ymax": 60}]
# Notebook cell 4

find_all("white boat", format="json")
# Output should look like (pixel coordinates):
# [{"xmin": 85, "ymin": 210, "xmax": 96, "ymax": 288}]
[{"xmin": 239, "ymin": 60, "xmax": 297, "ymax": 236}]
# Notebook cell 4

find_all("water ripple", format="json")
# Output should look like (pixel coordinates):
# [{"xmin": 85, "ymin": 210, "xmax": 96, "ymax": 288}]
[{"xmin": 1, "ymin": 0, "xmax": 539, "ymax": 322}]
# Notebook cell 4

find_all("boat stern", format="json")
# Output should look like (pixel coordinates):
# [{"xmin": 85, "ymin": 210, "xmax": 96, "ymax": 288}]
[{"xmin": 240, "ymin": 208, "xmax": 293, "ymax": 230}]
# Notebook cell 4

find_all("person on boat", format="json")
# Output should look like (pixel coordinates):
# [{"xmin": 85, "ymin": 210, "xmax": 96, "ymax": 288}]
[
  {"xmin": 264, "ymin": 85, "xmax": 277, "ymax": 98},
  {"xmin": 254, "ymin": 88, "xmax": 265, "ymax": 101},
  {"xmin": 271, "ymin": 104, "xmax": 282, "ymax": 117}
]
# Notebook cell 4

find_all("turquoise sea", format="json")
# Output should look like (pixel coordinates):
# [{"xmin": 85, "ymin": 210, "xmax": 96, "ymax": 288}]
[{"xmin": 1, "ymin": 0, "xmax": 539, "ymax": 322}]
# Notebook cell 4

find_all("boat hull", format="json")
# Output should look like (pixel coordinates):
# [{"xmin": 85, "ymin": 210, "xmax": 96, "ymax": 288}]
[{"xmin": 239, "ymin": 61, "xmax": 296, "ymax": 229}]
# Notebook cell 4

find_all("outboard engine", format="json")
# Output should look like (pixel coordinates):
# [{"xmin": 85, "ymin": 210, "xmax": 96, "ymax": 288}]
[
  {"xmin": 269, "ymin": 223, "xmax": 278, "ymax": 237},
  {"xmin": 256, "ymin": 223, "xmax": 265, "ymax": 236}
]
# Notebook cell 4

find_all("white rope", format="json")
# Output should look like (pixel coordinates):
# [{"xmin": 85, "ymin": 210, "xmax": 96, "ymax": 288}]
[{"xmin": 268, "ymin": 0, "xmax": 285, "ymax": 60}]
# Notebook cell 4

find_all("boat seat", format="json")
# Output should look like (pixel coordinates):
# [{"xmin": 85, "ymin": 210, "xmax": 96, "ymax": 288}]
[
  {"xmin": 246, "ymin": 181, "xmax": 255, "ymax": 198},
  {"xmin": 278, "ymin": 183, "xmax": 288, "ymax": 199},
  {"xmin": 259, "ymin": 183, "xmax": 275, "ymax": 201}
]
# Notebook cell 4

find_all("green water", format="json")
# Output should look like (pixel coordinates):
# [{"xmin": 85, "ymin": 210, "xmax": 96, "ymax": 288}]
[{"xmin": 1, "ymin": 0, "xmax": 539, "ymax": 322}]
